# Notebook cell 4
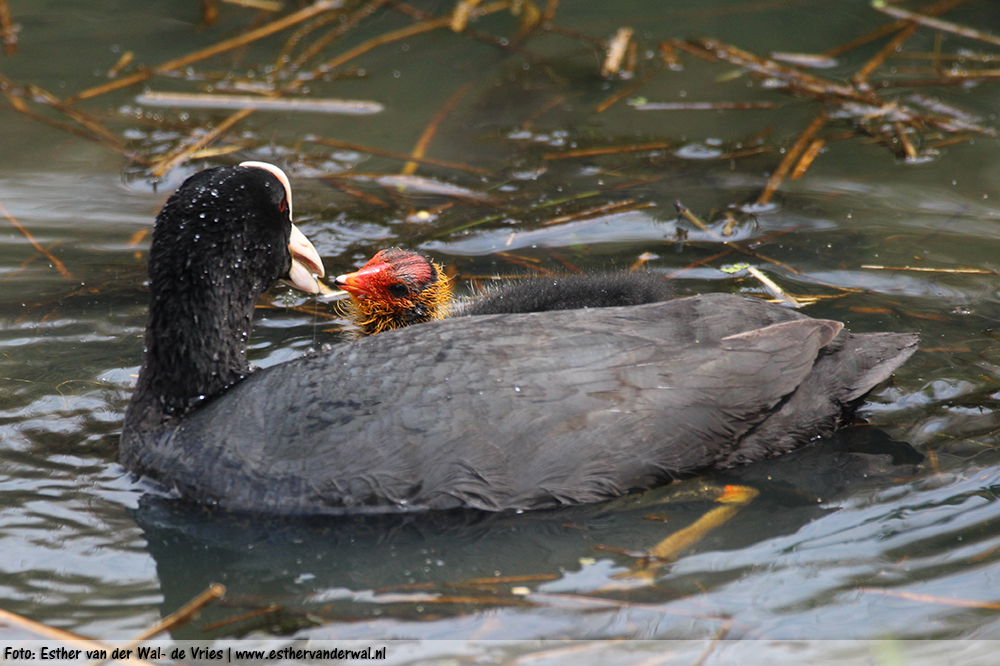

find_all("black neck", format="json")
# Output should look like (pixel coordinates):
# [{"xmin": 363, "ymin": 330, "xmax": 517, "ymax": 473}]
[{"xmin": 132, "ymin": 263, "xmax": 267, "ymax": 423}]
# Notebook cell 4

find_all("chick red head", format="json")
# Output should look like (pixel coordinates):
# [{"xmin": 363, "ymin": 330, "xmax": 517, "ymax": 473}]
[{"xmin": 334, "ymin": 248, "xmax": 453, "ymax": 336}]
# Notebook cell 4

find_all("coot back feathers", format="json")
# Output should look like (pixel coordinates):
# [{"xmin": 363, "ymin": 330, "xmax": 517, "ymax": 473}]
[{"xmin": 121, "ymin": 164, "xmax": 918, "ymax": 515}]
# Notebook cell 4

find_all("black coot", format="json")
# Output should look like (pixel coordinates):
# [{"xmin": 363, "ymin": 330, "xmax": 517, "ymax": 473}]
[{"xmin": 122, "ymin": 164, "xmax": 919, "ymax": 515}]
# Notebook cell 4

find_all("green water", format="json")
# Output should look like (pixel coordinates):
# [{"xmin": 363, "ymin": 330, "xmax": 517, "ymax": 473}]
[{"xmin": 3, "ymin": 0, "xmax": 1000, "ymax": 662}]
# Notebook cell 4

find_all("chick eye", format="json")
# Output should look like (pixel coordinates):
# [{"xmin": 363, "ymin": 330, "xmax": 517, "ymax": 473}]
[{"xmin": 387, "ymin": 283, "xmax": 410, "ymax": 298}]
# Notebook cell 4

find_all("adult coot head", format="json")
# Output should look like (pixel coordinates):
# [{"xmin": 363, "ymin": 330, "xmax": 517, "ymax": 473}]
[
  {"xmin": 122, "ymin": 164, "xmax": 918, "ymax": 516},
  {"xmin": 125, "ymin": 162, "xmax": 323, "ymax": 428}
]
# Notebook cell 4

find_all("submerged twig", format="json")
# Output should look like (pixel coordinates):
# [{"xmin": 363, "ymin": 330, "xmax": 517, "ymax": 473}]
[
  {"xmin": 0, "ymin": 609, "xmax": 156, "ymax": 666},
  {"xmin": 86, "ymin": 585, "xmax": 226, "ymax": 666},
  {"xmin": 0, "ymin": 200, "xmax": 72, "ymax": 279},
  {"xmin": 611, "ymin": 485, "xmax": 759, "ymax": 581}
]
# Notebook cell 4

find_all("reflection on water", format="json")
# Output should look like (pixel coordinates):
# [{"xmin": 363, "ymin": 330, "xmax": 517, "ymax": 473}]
[{"xmin": 4, "ymin": 0, "xmax": 1000, "ymax": 655}]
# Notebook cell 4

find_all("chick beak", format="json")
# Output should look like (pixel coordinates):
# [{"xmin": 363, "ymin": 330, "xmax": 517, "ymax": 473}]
[
  {"xmin": 333, "ymin": 261, "xmax": 389, "ymax": 299},
  {"xmin": 283, "ymin": 224, "xmax": 325, "ymax": 294}
]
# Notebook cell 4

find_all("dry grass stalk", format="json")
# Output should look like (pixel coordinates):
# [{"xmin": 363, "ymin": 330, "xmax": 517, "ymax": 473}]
[
  {"xmin": 852, "ymin": 22, "xmax": 919, "ymax": 88},
  {"xmin": 862, "ymin": 264, "xmax": 998, "ymax": 274},
  {"xmin": 632, "ymin": 101, "xmax": 775, "ymax": 111},
  {"xmin": 594, "ymin": 69, "xmax": 658, "ymax": 113},
  {"xmin": 322, "ymin": 176, "xmax": 389, "ymax": 206},
  {"xmin": 629, "ymin": 252, "xmax": 656, "ymax": 272},
  {"xmin": 224, "ymin": 0, "xmax": 284, "ymax": 10},
  {"xmin": 285, "ymin": 0, "xmax": 385, "ymax": 72},
  {"xmin": 309, "ymin": 136, "xmax": 488, "ymax": 174},
  {"xmin": 0, "ymin": 608, "xmax": 157, "ymax": 666},
  {"xmin": 861, "ymin": 587, "xmax": 1000, "ymax": 611},
  {"xmin": 746, "ymin": 265, "xmax": 801, "ymax": 307},
  {"xmin": 543, "ymin": 141, "xmax": 672, "ymax": 160},
  {"xmin": 70, "ymin": 1, "xmax": 340, "ymax": 103},
  {"xmin": 0, "ymin": 200, "xmax": 73, "ymax": 279},
  {"xmin": 1, "ymin": 87, "xmax": 134, "ymax": 158},
  {"xmin": 659, "ymin": 41, "xmax": 680, "ymax": 68},
  {"xmin": 402, "ymin": 82, "xmax": 472, "ymax": 175},
  {"xmin": 450, "ymin": 0, "xmax": 483, "ymax": 32},
  {"xmin": 300, "ymin": 16, "xmax": 451, "ymax": 79},
  {"xmin": 199, "ymin": 604, "xmax": 282, "ymax": 632},
  {"xmin": 107, "ymin": 51, "xmax": 135, "ymax": 78},
  {"xmin": 601, "ymin": 27, "xmax": 633, "ymax": 78},
  {"xmin": 86, "ymin": 585, "xmax": 226, "ymax": 666},
  {"xmin": 519, "ymin": 94, "xmax": 565, "ymax": 128},
  {"xmin": 823, "ymin": 0, "xmax": 970, "ymax": 57},
  {"xmin": 872, "ymin": 0, "xmax": 1000, "ymax": 49},
  {"xmin": 541, "ymin": 199, "xmax": 645, "ymax": 226},
  {"xmin": 790, "ymin": 138, "xmax": 825, "ymax": 179},
  {"xmin": 676, "ymin": 201, "xmax": 800, "ymax": 274},
  {"xmin": 137, "ymin": 91, "xmax": 383, "ymax": 114},
  {"xmin": 0, "ymin": 0, "xmax": 17, "ymax": 55},
  {"xmin": 150, "ymin": 107, "xmax": 255, "ymax": 177},
  {"xmin": 202, "ymin": 0, "xmax": 219, "ymax": 25},
  {"xmin": 716, "ymin": 145, "xmax": 771, "ymax": 160},
  {"xmin": 687, "ymin": 38, "xmax": 868, "ymax": 103},
  {"xmin": 756, "ymin": 111, "xmax": 828, "ymax": 206},
  {"xmin": 894, "ymin": 121, "xmax": 919, "ymax": 159},
  {"xmin": 275, "ymin": 8, "xmax": 344, "ymax": 67}
]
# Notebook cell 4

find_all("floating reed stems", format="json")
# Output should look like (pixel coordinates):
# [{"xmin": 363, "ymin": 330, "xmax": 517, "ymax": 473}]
[
  {"xmin": 872, "ymin": 0, "xmax": 1000, "ymax": 49},
  {"xmin": 0, "ymin": 200, "xmax": 72, "ymax": 279},
  {"xmin": 150, "ymin": 108, "xmax": 254, "ymax": 177},
  {"xmin": 69, "ymin": 0, "xmax": 341, "ymax": 102},
  {"xmin": 309, "ymin": 136, "xmax": 488, "ymax": 174},
  {"xmin": 756, "ymin": 111, "xmax": 828, "ymax": 206},
  {"xmin": 824, "ymin": 0, "xmax": 970, "ymax": 58}
]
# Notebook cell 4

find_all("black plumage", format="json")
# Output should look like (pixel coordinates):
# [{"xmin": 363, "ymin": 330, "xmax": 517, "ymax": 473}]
[{"xmin": 122, "ymin": 164, "xmax": 919, "ymax": 516}]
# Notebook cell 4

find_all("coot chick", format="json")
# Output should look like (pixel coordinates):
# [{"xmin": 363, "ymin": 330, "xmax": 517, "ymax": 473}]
[
  {"xmin": 122, "ymin": 164, "xmax": 919, "ymax": 516},
  {"xmin": 334, "ymin": 248, "xmax": 454, "ymax": 336},
  {"xmin": 335, "ymin": 248, "xmax": 673, "ymax": 335}
]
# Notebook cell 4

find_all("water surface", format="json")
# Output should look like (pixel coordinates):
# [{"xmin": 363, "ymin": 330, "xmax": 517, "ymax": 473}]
[{"xmin": 3, "ymin": 0, "xmax": 1000, "ymax": 661}]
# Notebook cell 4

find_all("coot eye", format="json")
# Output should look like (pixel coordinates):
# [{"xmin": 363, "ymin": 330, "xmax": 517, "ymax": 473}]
[
  {"xmin": 278, "ymin": 198, "xmax": 288, "ymax": 214},
  {"xmin": 387, "ymin": 283, "xmax": 410, "ymax": 298}
]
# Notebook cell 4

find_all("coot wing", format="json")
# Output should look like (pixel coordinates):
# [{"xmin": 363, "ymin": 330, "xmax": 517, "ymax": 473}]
[{"xmin": 133, "ymin": 295, "xmax": 883, "ymax": 514}]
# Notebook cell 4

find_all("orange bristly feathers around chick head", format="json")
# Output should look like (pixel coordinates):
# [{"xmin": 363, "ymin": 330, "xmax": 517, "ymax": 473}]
[{"xmin": 334, "ymin": 248, "xmax": 453, "ymax": 336}]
